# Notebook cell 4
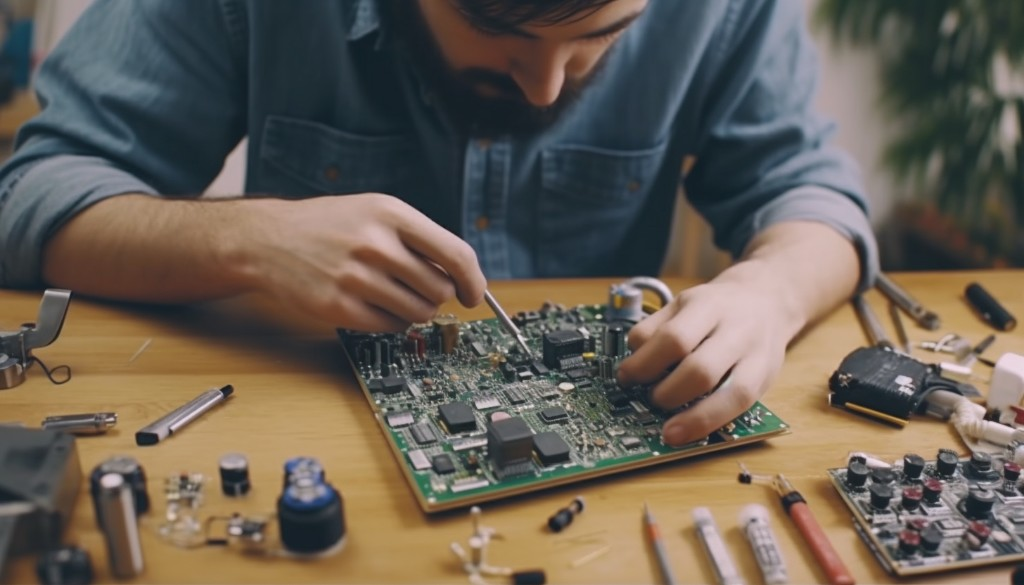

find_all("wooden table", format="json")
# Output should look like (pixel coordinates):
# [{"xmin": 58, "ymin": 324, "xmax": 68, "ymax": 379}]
[{"xmin": 1, "ymin": 271, "xmax": 1022, "ymax": 584}]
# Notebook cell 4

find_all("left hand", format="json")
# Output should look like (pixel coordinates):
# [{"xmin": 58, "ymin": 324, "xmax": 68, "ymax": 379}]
[{"xmin": 616, "ymin": 270, "xmax": 798, "ymax": 447}]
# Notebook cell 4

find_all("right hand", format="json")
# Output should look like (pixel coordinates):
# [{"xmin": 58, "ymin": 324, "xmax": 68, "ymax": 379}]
[{"xmin": 236, "ymin": 193, "xmax": 487, "ymax": 331}]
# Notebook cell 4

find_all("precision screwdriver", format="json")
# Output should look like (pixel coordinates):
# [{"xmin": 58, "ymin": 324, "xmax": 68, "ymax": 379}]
[{"xmin": 483, "ymin": 290, "xmax": 533, "ymax": 359}]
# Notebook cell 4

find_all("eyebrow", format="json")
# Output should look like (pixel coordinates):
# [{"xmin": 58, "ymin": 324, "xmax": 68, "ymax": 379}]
[{"xmin": 494, "ymin": 10, "xmax": 645, "ymax": 41}]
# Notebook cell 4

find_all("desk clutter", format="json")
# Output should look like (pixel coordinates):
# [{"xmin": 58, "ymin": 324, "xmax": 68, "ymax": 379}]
[{"xmin": 1, "ymin": 274, "xmax": 1023, "ymax": 583}]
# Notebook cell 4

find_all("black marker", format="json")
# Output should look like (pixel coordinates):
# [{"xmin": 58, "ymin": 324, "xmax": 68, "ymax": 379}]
[{"xmin": 965, "ymin": 282, "xmax": 1017, "ymax": 332}]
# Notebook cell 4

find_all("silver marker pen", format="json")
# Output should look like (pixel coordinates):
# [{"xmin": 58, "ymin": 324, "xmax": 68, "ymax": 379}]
[
  {"xmin": 135, "ymin": 385, "xmax": 234, "ymax": 446},
  {"xmin": 693, "ymin": 507, "xmax": 745, "ymax": 585}
]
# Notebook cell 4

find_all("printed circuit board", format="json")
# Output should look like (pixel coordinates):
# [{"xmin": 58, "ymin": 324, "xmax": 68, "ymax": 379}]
[
  {"xmin": 341, "ymin": 302, "xmax": 789, "ymax": 512},
  {"xmin": 828, "ymin": 450, "xmax": 1024, "ymax": 576}
]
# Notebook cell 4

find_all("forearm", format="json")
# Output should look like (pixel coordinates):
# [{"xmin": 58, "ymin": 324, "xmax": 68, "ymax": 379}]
[
  {"xmin": 715, "ymin": 220, "xmax": 861, "ymax": 342},
  {"xmin": 42, "ymin": 194, "xmax": 266, "ymax": 303}
]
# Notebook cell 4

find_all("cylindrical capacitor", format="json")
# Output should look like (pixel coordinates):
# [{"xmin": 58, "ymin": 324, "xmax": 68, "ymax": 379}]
[
  {"xmin": 603, "ymin": 325, "xmax": 626, "ymax": 358},
  {"xmin": 871, "ymin": 468, "xmax": 895, "ymax": 485},
  {"xmin": 936, "ymin": 450, "xmax": 959, "ymax": 476},
  {"xmin": 964, "ymin": 488, "xmax": 996, "ymax": 519},
  {"xmin": 95, "ymin": 473, "xmax": 144, "ymax": 579},
  {"xmin": 282, "ymin": 456, "xmax": 325, "ymax": 488},
  {"xmin": 869, "ymin": 483, "xmax": 893, "ymax": 510},
  {"xmin": 277, "ymin": 477, "xmax": 346, "ymax": 556},
  {"xmin": 902, "ymin": 454, "xmax": 925, "ymax": 481},
  {"xmin": 901, "ymin": 486, "xmax": 923, "ymax": 512},
  {"xmin": 845, "ymin": 460, "xmax": 868, "ymax": 488},
  {"xmin": 920, "ymin": 525, "xmax": 943, "ymax": 552},
  {"xmin": 922, "ymin": 478, "xmax": 943, "ymax": 504},
  {"xmin": 219, "ymin": 453, "xmax": 251, "ymax": 497},
  {"xmin": 89, "ymin": 456, "xmax": 149, "ymax": 526},
  {"xmin": 1004, "ymin": 461, "xmax": 1022, "ymax": 494},
  {"xmin": 898, "ymin": 530, "xmax": 921, "ymax": 556},
  {"xmin": 36, "ymin": 546, "xmax": 93, "ymax": 585}
]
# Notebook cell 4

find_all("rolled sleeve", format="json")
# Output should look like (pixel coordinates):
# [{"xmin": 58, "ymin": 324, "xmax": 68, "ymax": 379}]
[{"xmin": 0, "ymin": 155, "xmax": 157, "ymax": 287}]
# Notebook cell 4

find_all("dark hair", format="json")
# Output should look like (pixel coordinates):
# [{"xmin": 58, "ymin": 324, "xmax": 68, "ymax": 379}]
[{"xmin": 452, "ymin": 0, "xmax": 617, "ymax": 33}]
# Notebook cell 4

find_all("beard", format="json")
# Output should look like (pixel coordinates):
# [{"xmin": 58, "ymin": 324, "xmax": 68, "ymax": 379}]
[{"xmin": 382, "ymin": 1, "xmax": 609, "ymax": 138}]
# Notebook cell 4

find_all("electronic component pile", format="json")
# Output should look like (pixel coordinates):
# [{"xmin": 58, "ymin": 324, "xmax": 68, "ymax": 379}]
[
  {"xmin": 828, "ymin": 450, "xmax": 1024, "ymax": 576},
  {"xmin": 341, "ymin": 301, "xmax": 788, "ymax": 512}
]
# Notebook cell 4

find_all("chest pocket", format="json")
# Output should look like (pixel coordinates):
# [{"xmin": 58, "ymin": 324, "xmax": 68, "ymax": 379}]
[
  {"xmin": 259, "ymin": 115, "xmax": 425, "ymax": 197},
  {"xmin": 537, "ymin": 141, "xmax": 668, "ymax": 276}
]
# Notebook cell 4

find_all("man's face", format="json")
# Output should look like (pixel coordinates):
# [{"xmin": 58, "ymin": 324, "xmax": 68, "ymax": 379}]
[{"xmin": 400, "ymin": 0, "xmax": 648, "ymax": 137}]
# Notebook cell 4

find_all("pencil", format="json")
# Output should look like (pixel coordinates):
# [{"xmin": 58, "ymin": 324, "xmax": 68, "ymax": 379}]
[{"xmin": 643, "ymin": 502, "xmax": 678, "ymax": 585}]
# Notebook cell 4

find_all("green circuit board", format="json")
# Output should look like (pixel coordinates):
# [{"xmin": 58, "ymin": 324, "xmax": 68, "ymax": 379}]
[{"xmin": 340, "ymin": 303, "xmax": 789, "ymax": 512}]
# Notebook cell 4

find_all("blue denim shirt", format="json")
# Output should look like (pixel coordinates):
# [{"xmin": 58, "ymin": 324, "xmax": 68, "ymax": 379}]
[{"xmin": 0, "ymin": 0, "xmax": 878, "ymax": 288}]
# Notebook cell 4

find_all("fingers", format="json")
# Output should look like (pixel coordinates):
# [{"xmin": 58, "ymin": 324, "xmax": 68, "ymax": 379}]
[
  {"xmin": 647, "ymin": 329, "xmax": 740, "ymax": 409},
  {"xmin": 617, "ymin": 303, "xmax": 717, "ymax": 386},
  {"xmin": 660, "ymin": 357, "xmax": 766, "ymax": 446},
  {"xmin": 393, "ymin": 206, "xmax": 487, "ymax": 308},
  {"xmin": 331, "ymin": 261, "xmax": 441, "ymax": 326}
]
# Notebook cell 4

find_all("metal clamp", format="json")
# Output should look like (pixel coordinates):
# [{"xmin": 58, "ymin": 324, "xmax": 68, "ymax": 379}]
[{"xmin": 0, "ymin": 289, "xmax": 72, "ymax": 390}]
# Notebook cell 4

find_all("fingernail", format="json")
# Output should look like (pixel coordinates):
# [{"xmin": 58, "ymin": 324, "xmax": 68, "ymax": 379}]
[{"xmin": 663, "ymin": 425, "xmax": 686, "ymax": 446}]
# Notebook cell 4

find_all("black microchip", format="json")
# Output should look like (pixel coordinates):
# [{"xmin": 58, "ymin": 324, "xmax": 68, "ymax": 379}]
[
  {"xmin": 542, "ymin": 329, "xmax": 586, "ymax": 369},
  {"xmin": 530, "ymin": 361, "xmax": 550, "ymax": 376},
  {"xmin": 471, "ymin": 342, "xmax": 487, "ymax": 357},
  {"xmin": 381, "ymin": 375, "xmax": 406, "ymax": 395},
  {"xmin": 533, "ymin": 431, "xmax": 571, "ymax": 466},
  {"xmin": 606, "ymin": 390, "xmax": 630, "ymax": 408},
  {"xmin": 432, "ymin": 453, "xmax": 456, "ymax": 475},
  {"xmin": 487, "ymin": 417, "xmax": 534, "ymax": 467},
  {"xmin": 565, "ymin": 369, "xmax": 589, "ymax": 380},
  {"xmin": 439, "ymin": 402, "xmax": 477, "ymax": 434},
  {"xmin": 540, "ymin": 406, "xmax": 569, "ymax": 424},
  {"xmin": 505, "ymin": 388, "xmax": 528, "ymax": 405},
  {"xmin": 501, "ymin": 362, "xmax": 517, "ymax": 382},
  {"xmin": 410, "ymin": 423, "xmax": 437, "ymax": 445}
]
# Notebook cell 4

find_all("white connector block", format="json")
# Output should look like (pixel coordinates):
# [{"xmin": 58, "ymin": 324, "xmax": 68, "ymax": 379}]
[{"xmin": 988, "ymin": 353, "xmax": 1024, "ymax": 411}]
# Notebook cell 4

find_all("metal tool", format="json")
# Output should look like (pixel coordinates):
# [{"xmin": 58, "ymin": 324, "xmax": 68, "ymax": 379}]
[
  {"xmin": 888, "ymin": 303, "xmax": 912, "ymax": 354},
  {"xmin": 851, "ymin": 295, "xmax": 897, "ymax": 352},
  {"xmin": 42, "ymin": 412, "xmax": 117, "ymax": 435},
  {"xmin": 0, "ymin": 289, "xmax": 72, "ymax": 389},
  {"xmin": 483, "ymin": 290, "xmax": 533, "ymax": 359},
  {"xmin": 875, "ymin": 273, "xmax": 941, "ymax": 330}
]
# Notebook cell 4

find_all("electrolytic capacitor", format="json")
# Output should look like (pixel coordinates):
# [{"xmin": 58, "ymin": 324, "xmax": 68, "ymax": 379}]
[
  {"xmin": 902, "ymin": 454, "xmax": 925, "ymax": 480},
  {"xmin": 95, "ymin": 473, "xmax": 145, "ymax": 579},
  {"xmin": 277, "ymin": 477, "xmax": 346, "ymax": 556},
  {"xmin": 922, "ymin": 478, "xmax": 943, "ymax": 504},
  {"xmin": 739, "ymin": 504, "xmax": 787, "ymax": 585},
  {"xmin": 282, "ymin": 456, "xmax": 325, "ymax": 488},
  {"xmin": 219, "ymin": 453, "xmax": 251, "ymax": 497},
  {"xmin": 89, "ymin": 456, "xmax": 150, "ymax": 526},
  {"xmin": 603, "ymin": 325, "xmax": 626, "ymax": 358}
]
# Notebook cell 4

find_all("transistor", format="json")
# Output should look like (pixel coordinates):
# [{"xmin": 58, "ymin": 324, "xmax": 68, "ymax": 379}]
[{"xmin": 547, "ymin": 496, "xmax": 584, "ymax": 533}]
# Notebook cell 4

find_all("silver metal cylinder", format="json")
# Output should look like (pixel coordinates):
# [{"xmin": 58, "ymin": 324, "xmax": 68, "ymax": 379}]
[{"xmin": 96, "ymin": 473, "xmax": 145, "ymax": 579}]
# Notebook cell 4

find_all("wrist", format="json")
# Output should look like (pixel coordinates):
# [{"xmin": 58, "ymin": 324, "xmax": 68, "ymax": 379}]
[
  {"xmin": 717, "ymin": 259, "xmax": 808, "ymax": 339},
  {"xmin": 213, "ymin": 197, "xmax": 284, "ymax": 294}
]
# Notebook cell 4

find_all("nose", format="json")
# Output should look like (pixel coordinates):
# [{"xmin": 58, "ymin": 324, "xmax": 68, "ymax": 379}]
[{"xmin": 509, "ymin": 46, "xmax": 568, "ymax": 107}]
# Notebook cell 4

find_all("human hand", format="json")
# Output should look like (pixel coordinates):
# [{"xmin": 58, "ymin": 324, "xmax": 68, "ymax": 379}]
[
  {"xmin": 616, "ymin": 271, "xmax": 799, "ymax": 446},
  {"xmin": 240, "ymin": 193, "xmax": 486, "ymax": 331}
]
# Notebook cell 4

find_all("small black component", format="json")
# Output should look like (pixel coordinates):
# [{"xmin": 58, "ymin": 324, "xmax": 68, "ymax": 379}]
[
  {"xmin": 511, "ymin": 569, "xmax": 547, "ymax": 585},
  {"xmin": 501, "ymin": 362, "xmax": 517, "ymax": 382},
  {"xmin": 603, "ymin": 325, "xmax": 627, "ymax": 358},
  {"xmin": 621, "ymin": 437, "xmax": 643, "ymax": 449},
  {"xmin": 516, "ymin": 369, "xmax": 535, "ymax": 382},
  {"xmin": 410, "ymin": 423, "xmax": 438, "ymax": 445},
  {"xmin": 605, "ymin": 390, "xmax": 630, "ymax": 408},
  {"xmin": 1005, "ymin": 461, "xmax": 1022, "ymax": 483},
  {"xmin": 431, "ymin": 454, "xmax": 456, "ymax": 475},
  {"xmin": 471, "ymin": 342, "xmax": 487, "ymax": 357},
  {"xmin": 219, "ymin": 453, "xmax": 251, "ymax": 497},
  {"xmin": 574, "ymin": 379, "xmax": 593, "ymax": 389},
  {"xmin": 920, "ymin": 524, "xmax": 943, "ymax": 552},
  {"xmin": 871, "ymin": 468, "xmax": 895, "ymax": 485},
  {"xmin": 922, "ymin": 478, "xmax": 942, "ymax": 504},
  {"xmin": 898, "ymin": 530, "xmax": 920, "ymax": 556},
  {"xmin": 539, "ymin": 406, "xmax": 569, "ymax": 424},
  {"xmin": 901, "ymin": 486, "xmax": 923, "ymax": 511},
  {"xmin": 439, "ymin": 402, "xmax": 477, "ymax": 434},
  {"xmin": 530, "ymin": 361, "xmax": 550, "ymax": 376},
  {"xmin": 505, "ymin": 388, "xmax": 528, "ymax": 405},
  {"xmin": 827, "ymin": 347, "xmax": 932, "ymax": 423},
  {"xmin": 413, "ymin": 368, "xmax": 429, "ymax": 377},
  {"xmin": 368, "ymin": 379, "xmax": 384, "ymax": 393},
  {"xmin": 381, "ymin": 375, "xmax": 406, "ymax": 395},
  {"xmin": 635, "ymin": 413, "xmax": 659, "ymax": 426},
  {"xmin": 964, "ymin": 488, "xmax": 996, "ymax": 519},
  {"xmin": 487, "ymin": 417, "xmax": 534, "ymax": 468},
  {"xmin": 512, "ymin": 311, "xmax": 541, "ymax": 327},
  {"xmin": 36, "ymin": 546, "xmax": 93, "ymax": 585},
  {"xmin": 533, "ymin": 432, "xmax": 571, "ymax": 466},
  {"xmin": 547, "ymin": 496, "xmax": 585, "ymax": 533},
  {"xmin": 542, "ymin": 330, "xmax": 586, "ymax": 370},
  {"xmin": 936, "ymin": 450, "xmax": 959, "ymax": 476},
  {"xmin": 846, "ymin": 460, "xmax": 868, "ymax": 488},
  {"xmin": 277, "ymin": 481, "xmax": 345, "ymax": 555},
  {"xmin": 902, "ymin": 454, "xmax": 925, "ymax": 480},
  {"xmin": 869, "ymin": 482, "xmax": 893, "ymax": 510},
  {"xmin": 564, "ymin": 368, "xmax": 589, "ymax": 380},
  {"xmin": 966, "ymin": 451, "xmax": 998, "ymax": 480}
]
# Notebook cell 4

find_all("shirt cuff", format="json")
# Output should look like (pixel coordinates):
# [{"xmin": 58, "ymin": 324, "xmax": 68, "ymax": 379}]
[
  {"xmin": 728, "ymin": 185, "xmax": 880, "ymax": 293},
  {"xmin": 0, "ymin": 155, "xmax": 157, "ymax": 288}
]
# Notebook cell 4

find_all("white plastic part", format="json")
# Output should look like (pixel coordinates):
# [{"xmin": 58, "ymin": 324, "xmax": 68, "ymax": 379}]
[{"xmin": 989, "ymin": 353, "xmax": 1024, "ymax": 411}]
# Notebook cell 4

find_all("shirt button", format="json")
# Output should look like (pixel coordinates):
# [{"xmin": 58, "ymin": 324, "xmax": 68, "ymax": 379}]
[
  {"xmin": 324, "ymin": 165, "xmax": 340, "ymax": 182},
  {"xmin": 475, "ymin": 216, "xmax": 490, "ymax": 231},
  {"xmin": 627, "ymin": 180, "xmax": 641, "ymax": 192},
  {"xmin": 476, "ymin": 139, "xmax": 491, "ymax": 151}
]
